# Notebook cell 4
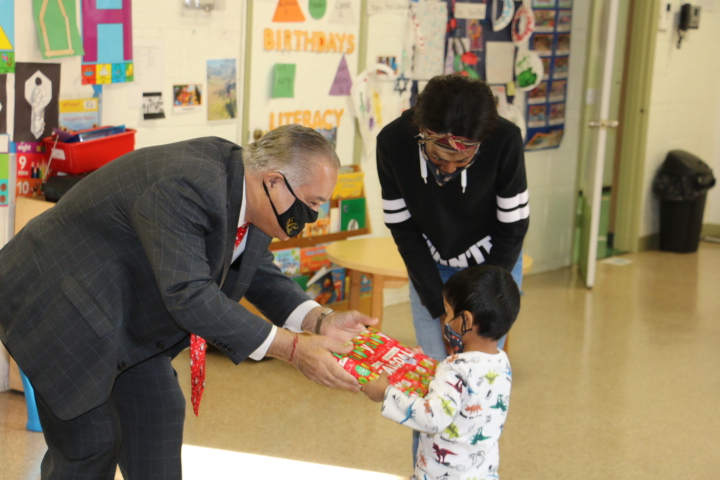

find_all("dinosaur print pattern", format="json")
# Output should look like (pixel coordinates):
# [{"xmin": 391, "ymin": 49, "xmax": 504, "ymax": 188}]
[{"xmin": 381, "ymin": 350, "xmax": 512, "ymax": 479}]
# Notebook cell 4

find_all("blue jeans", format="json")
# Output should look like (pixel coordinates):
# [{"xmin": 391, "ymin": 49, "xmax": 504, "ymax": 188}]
[{"xmin": 409, "ymin": 252, "xmax": 523, "ymax": 463}]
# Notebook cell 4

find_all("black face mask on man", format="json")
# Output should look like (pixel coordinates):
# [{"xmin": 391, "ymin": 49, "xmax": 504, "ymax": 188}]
[{"xmin": 263, "ymin": 173, "xmax": 318, "ymax": 237}]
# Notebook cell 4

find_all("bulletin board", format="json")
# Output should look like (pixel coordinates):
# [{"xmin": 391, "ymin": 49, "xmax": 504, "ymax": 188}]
[
  {"xmin": 244, "ymin": 0, "xmax": 361, "ymax": 165},
  {"xmin": 437, "ymin": 0, "xmax": 573, "ymax": 151}
]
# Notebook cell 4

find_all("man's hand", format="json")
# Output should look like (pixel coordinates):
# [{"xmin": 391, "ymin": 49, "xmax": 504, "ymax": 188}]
[
  {"xmin": 321, "ymin": 310, "xmax": 378, "ymax": 343},
  {"xmin": 291, "ymin": 334, "xmax": 360, "ymax": 391},
  {"xmin": 267, "ymin": 329, "xmax": 360, "ymax": 392},
  {"xmin": 361, "ymin": 373, "xmax": 390, "ymax": 402}
]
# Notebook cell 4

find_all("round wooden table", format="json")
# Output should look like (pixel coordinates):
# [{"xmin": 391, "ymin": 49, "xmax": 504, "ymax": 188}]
[
  {"xmin": 326, "ymin": 236, "xmax": 533, "ymax": 332},
  {"xmin": 325, "ymin": 237, "xmax": 408, "ymax": 330}
]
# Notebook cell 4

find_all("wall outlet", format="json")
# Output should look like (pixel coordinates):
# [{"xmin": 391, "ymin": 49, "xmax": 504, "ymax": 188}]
[{"xmin": 658, "ymin": 2, "xmax": 673, "ymax": 32}]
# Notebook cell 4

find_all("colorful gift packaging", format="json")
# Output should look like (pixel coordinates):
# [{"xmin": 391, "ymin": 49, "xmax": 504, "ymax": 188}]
[{"xmin": 333, "ymin": 328, "xmax": 438, "ymax": 397}]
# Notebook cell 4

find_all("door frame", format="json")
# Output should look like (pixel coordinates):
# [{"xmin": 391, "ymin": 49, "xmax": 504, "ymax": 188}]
[
  {"xmin": 575, "ymin": 0, "xmax": 660, "ymax": 285},
  {"xmin": 612, "ymin": 0, "xmax": 660, "ymax": 253}
]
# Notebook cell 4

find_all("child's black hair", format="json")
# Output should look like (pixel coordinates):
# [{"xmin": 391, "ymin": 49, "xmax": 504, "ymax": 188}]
[{"xmin": 442, "ymin": 265, "xmax": 520, "ymax": 341}]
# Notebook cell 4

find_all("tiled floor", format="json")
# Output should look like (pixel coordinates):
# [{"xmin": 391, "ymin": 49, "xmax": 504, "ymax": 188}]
[{"xmin": 1, "ymin": 242, "xmax": 719, "ymax": 479}]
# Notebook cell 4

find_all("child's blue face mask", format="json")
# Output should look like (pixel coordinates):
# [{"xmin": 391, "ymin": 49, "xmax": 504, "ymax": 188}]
[{"xmin": 443, "ymin": 313, "xmax": 472, "ymax": 354}]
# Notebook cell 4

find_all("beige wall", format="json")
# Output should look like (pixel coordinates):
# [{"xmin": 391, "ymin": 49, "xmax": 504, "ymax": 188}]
[{"xmin": 641, "ymin": 2, "xmax": 720, "ymax": 237}]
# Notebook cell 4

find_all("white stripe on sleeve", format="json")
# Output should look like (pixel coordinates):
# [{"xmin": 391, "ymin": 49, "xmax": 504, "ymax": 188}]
[
  {"xmin": 383, "ymin": 198, "xmax": 407, "ymax": 211},
  {"xmin": 384, "ymin": 210, "xmax": 412, "ymax": 224},
  {"xmin": 497, "ymin": 205, "xmax": 530, "ymax": 223},
  {"xmin": 496, "ymin": 190, "xmax": 529, "ymax": 210}
]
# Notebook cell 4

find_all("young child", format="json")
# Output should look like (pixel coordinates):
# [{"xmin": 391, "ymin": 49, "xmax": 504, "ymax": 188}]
[{"xmin": 361, "ymin": 265, "xmax": 520, "ymax": 480}]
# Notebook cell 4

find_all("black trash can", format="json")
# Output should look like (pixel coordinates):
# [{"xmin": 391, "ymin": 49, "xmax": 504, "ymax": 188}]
[{"xmin": 652, "ymin": 150, "xmax": 715, "ymax": 252}]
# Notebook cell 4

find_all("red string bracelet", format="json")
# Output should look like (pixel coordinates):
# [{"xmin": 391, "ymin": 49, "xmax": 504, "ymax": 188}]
[{"xmin": 289, "ymin": 334, "xmax": 299, "ymax": 363}]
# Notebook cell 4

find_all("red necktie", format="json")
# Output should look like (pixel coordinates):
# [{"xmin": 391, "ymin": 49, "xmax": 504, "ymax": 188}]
[{"xmin": 190, "ymin": 222, "xmax": 250, "ymax": 416}]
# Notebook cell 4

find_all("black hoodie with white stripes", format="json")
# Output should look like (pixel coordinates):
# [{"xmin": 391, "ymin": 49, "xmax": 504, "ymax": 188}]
[{"xmin": 377, "ymin": 109, "xmax": 529, "ymax": 319}]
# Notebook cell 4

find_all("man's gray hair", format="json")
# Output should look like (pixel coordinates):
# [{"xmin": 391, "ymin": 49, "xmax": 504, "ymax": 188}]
[{"xmin": 243, "ymin": 124, "xmax": 341, "ymax": 186}]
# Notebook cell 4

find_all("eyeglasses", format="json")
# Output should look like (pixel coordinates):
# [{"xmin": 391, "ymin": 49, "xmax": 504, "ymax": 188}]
[{"xmin": 420, "ymin": 142, "xmax": 479, "ymax": 168}]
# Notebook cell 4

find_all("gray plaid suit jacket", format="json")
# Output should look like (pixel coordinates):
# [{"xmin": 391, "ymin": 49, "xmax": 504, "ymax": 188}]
[{"xmin": 0, "ymin": 137, "xmax": 309, "ymax": 420}]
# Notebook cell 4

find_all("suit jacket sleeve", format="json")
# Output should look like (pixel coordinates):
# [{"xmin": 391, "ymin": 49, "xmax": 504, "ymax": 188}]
[
  {"xmin": 226, "ymin": 247, "xmax": 312, "ymax": 327},
  {"xmin": 131, "ymin": 174, "xmax": 272, "ymax": 363}
]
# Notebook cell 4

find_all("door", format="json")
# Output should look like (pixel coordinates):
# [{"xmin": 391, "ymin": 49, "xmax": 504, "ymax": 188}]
[{"xmin": 576, "ymin": 0, "xmax": 622, "ymax": 288}]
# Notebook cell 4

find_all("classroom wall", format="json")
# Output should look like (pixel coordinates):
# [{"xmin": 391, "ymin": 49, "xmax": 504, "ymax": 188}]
[
  {"xmin": 362, "ymin": 3, "xmax": 592, "ymax": 278},
  {"xmin": 0, "ymin": 0, "xmax": 246, "ymax": 391},
  {"xmin": 640, "ymin": 1, "xmax": 720, "ymax": 237}
]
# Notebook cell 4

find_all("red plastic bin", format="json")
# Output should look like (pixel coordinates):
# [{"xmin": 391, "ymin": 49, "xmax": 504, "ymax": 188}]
[{"xmin": 42, "ymin": 128, "xmax": 136, "ymax": 175}]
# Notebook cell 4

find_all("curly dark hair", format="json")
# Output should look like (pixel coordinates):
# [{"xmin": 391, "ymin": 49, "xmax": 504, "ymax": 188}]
[{"xmin": 414, "ymin": 75, "xmax": 499, "ymax": 143}]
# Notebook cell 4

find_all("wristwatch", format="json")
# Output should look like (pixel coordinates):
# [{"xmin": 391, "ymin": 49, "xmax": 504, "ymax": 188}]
[{"xmin": 315, "ymin": 308, "xmax": 334, "ymax": 335}]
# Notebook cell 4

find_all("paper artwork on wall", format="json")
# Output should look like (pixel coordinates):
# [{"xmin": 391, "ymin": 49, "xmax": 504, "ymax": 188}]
[
  {"xmin": 511, "ymin": 5, "xmax": 535, "ymax": 45},
  {"xmin": 485, "ymin": 41, "xmax": 515, "ymax": 84},
  {"xmin": 0, "ymin": 0, "xmax": 15, "ymax": 73},
  {"xmin": 329, "ymin": 0, "xmax": 356, "ymax": 25},
  {"xmin": 142, "ymin": 92, "xmax": 165, "ymax": 120},
  {"xmin": 454, "ymin": 2, "xmax": 487, "ymax": 20},
  {"xmin": 0, "ymin": 74, "xmax": 6, "ymax": 133},
  {"xmin": 524, "ymin": 0, "xmax": 572, "ymax": 151},
  {"xmin": 273, "ymin": 0, "xmax": 306, "ymax": 23},
  {"xmin": 411, "ymin": 1, "xmax": 448, "ymax": 81},
  {"xmin": 33, "ymin": 0, "xmax": 84, "ymax": 59},
  {"xmin": 492, "ymin": 0, "xmax": 514, "ymax": 32},
  {"xmin": 172, "ymin": 84, "xmax": 202, "ymax": 113},
  {"xmin": 207, "ymin": 59, "xmax": 237, "ymax": 121},
  {"xmin": 14, "ymin": 63, "xmax": 61, "ymax": 143},
  {"xmin": 351, "ymin": 64, "xmax": 394, "ymax": 153},
  {"xmin": 329, "ymin": 55, "xmax": 352, "ymax": 96},
  {"xmin": 309, "ymin": 0, "xmax": 327, "ymax": 20},
  {"xmin": 81, "ymin": 0, "xmax": 134, "ymax": 85},
  {"xmin": 272, "ymin": 64, "xmax": 297, "ymax": 99},
  {"xmin": 515, "ymin": 49, "xmax": 543, "ymax": 91}
]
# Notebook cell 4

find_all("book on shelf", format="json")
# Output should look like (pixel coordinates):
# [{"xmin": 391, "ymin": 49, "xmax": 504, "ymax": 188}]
[
  {"xmin": 305, "ymin": 266, "xmax": 337, "ymax": 305},
  {"xmin": 332, "ymin": 171, "xmax": 364, "ymax": 200},
  {"xmin": 299, "ymin": 245, "xmax": 332, "ymax": 274},
  {"xmin": 272, "ymin": 248, "xmax": 301, "ymax": 276},
  {"xmin": 301, "ymin": 201, "xmax": 331, "ymax": 237},
  {"xmin": 339, "ymin": 197, "xmax": 366, "ymax": 231}
]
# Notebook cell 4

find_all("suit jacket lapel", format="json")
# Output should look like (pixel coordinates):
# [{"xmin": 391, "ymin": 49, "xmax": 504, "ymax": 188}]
[
  {"xmin": 220, "ymin": 147, "xmax": 245, "ymax": 287},
  {"xmin": 234, "ymin": 226, "xmax": 271, "ymax": 291}
]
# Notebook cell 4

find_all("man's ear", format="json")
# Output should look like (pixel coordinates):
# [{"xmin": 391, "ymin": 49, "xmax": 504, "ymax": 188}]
[{"xmin": 264, "ymin": 171, "xmax": 284, "ymax": 190}]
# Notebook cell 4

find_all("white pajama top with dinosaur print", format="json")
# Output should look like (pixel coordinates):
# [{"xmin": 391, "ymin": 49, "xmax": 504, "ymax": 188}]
[{"xmin": 381, "ymin": 350, "xmax": 511, "ymax": 480}]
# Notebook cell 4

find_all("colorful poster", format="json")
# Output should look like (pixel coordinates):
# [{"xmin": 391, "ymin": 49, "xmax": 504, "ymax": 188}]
[
  {"xmin": 33, "ymin": 0, "xmax": 84, "ymax": 59},
  {"xmin": 0, "ymin": 74, "xmax": 6, "ymax": 133},
  {"xmin": 59, "ymin": 98, "xmax": 99, "ymax": 131},
  {"xmin": 16, "ymin": 142, "xmax": 47, "ymax": 198},
  {"xmin": 81, "ymin": 0, "xmax": 133, "ymax": 85},
  {"xmin": 172, "ymin": 84, "xmax": 202, "ymax": 113},
  {"xmin": 14, "ymin": 63, "xmax": 61, "ymax": 142},
  {"xmin": 524, "ymin": 1, "xmax": 572, "ymax": 151},
  {"xmin": 0, "ymin": 0, "xmax": 15, "ymax": 73},
  {"xmin": 207, "ymin": 59, "xmax": 237, "ymax": 121}
]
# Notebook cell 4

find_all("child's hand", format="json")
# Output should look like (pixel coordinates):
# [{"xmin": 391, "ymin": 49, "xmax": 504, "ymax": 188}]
[{"xmin": 360, "ymin": 373, "xmax": 390, "ymax": 402}]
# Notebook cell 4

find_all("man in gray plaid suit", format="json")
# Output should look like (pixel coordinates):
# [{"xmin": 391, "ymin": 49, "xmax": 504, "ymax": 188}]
[{"xmin": 0, "ymin": 124, "xmax": 374, "ymax": 479}]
